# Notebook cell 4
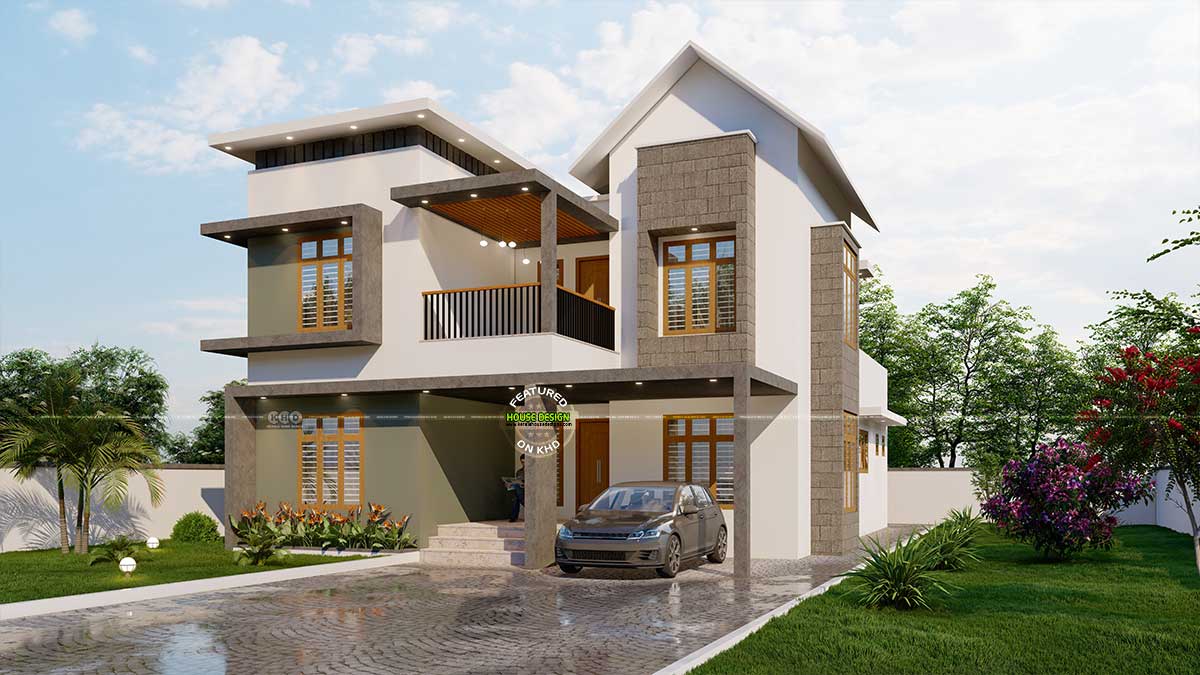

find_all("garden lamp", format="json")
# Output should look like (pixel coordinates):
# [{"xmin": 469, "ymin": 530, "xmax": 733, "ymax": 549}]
[
  {"xmin": 119, "ymin": 557, "xmax": 137, "ymax": 577},
  {"xmin": 145, "ymin": 537, "xmax": 160, "ymax": 550}
]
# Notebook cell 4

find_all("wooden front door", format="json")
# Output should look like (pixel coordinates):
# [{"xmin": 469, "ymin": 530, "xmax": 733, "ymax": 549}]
[
  {"xmin": 575, "ymin": 255, "xmax": 610, "ymax": 304},
  {"xmin": 575, "ymin": 419, "xmax": 610, "ymax": 510}
]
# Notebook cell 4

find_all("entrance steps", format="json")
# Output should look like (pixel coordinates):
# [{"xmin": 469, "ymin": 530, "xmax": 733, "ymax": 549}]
[{"xmin": 420, "ymin": 521, "xmax": 527, "ymax": 568}]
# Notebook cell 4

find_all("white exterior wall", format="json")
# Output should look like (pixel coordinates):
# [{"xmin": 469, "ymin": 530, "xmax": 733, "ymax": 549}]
[
  {"xmin": 887, "ymin": 469, "xmax": 977, "ymax": 525},
  {"xmin": 242, "ymin": 146, "xmax": 617, "ymax": 383},
  {"xmin": 0, "ymin": 467, "xmax": 225, "ymax": 552},
  {"xmin": 857, "ymin": 423, "xmax": 889, "ymax": 535}
]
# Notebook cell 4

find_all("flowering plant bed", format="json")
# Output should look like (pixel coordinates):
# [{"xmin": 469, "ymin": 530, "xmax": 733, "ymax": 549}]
[{"xmin": 230, "ymin": 501, "xmax": 417, "ymax": 554}]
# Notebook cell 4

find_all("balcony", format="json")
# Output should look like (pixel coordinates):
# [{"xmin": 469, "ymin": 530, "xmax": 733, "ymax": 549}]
[{"xmin": 422, "ymin": 282, "xmax": 615, "ymax": 350}]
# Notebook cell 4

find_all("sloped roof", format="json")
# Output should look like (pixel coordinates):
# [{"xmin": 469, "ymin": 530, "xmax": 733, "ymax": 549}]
[{"xmin": 569, "ymin": 42, "xmax": 877, "ymax": 230}]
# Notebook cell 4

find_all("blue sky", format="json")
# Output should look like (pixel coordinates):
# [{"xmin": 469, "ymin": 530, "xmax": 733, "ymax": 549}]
[{"xmin": 2, "ymin": 0, "xmax": 1197, "ymax": 432}]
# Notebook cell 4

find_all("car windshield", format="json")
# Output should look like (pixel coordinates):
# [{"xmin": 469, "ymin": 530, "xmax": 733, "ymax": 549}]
[{"xmin": 588, "ymin": 486, "xmax": 677, "ymax": 513}]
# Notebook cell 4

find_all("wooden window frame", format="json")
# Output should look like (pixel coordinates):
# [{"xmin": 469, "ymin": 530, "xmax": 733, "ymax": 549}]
[
  {"xmin": 843, "ymin": 412, "xmax": 859, "ymax": 512},
  {"xmin": 298, "ymin": 233, "xmax": 353, "ymax": 333},
  {"xmin": 662, "ymin": 235, "xmax": 736, "ymax": 336},
  {"xmin": 297, "ymin": 411, "xmax": 364, "ymax": 509},
  {"xmin": 843, "ymin": 242, "xmax": 858, "ymax": 348},
  {"xmin": 662, "ymin": 413, "xmax": 735, "ymax": 508},
  {"xmin": 859, "ymin": 429, "xmax": 870, "ymax": 473}
]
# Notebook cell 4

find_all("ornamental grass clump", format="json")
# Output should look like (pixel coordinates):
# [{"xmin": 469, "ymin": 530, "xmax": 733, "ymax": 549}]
[
  {"xmin": 88, "ymin": 535, "xmax": 144, "ymax": 567},
  {"xmin": 981, "ymin": 438, "xmax": 1153, "ymax": 559},
  {"xmin": 922, "ymin": 517, "xmax": 981, "ymax": 572},
  {"xmin": 842, "ymin": 535, "xmax": 955, "ymax": 610}
]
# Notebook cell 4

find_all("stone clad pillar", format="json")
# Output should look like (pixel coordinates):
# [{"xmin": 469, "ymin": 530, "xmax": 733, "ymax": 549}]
[
  {"xmin": 224, "ymin": 391, "xmax": 256, "ymax": 548},
  {"xmin": 539, "ymin": 192, "xmax": 558, "ymax": 334},
  {"xmin": 519, "ymin": 384, "xmax": 557, "ymax": 569},
  {"xmin": 733, "ymin": 368, "xmax": 751, "ymax": 577}
]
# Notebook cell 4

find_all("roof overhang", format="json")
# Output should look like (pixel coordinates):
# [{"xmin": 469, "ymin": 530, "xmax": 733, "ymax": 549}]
[
  {"xmin": 209, "ymin": 98, "xmax": 532, "ymax": 171},
  {"xmin": 391, "ymin": 168, "xmax": 618, "ymax": 248},
  {"xmin": 569, "ymin": 41, "xmax": 878, "ymax": 230},
  {"xmin": 859, "ymin": 405, "xmax": 907, "ymax": 427}
]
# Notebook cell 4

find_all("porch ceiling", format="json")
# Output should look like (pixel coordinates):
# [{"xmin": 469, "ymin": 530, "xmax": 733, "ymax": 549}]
[{"xmin": 391, "ymin": 168, "xmax": 617, "ymax": 248}]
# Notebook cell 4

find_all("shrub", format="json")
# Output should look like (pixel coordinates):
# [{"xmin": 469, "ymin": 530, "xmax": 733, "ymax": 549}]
[
  {"xmin": 88, "ymin": 535, "xmax": 144, "ymax": 566},
  {"xmin": 921, "ymin": 519, "xmax": 980, "ymax": 571},
  {"xmin": 228, "ymin": 501, "xmax": 416, "ymax": 552},
  {"xmin": 171, "ymin": 511, "xmax": 221, "ymax": 543},
  {"xmin": 982, "ymin": 438, "xmax": 1153, "ymax": 559},
  {"xmin": 842, "ymin": 535, "xmax": 955, "ymax": 610},
  {"xmin": 231, "ymin": 521, "xmax": 284, "ymax": 566}
]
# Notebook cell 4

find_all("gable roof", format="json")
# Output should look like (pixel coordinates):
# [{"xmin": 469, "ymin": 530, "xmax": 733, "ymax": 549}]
[{"xmin": 569, "ymin": 42, "xmax": 877, "ymax": 230}]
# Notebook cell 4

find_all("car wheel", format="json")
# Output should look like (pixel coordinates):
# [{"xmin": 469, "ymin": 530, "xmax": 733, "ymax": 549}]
[
  {"xmin": 558, "ymin": 563, "xmax": 582, "ymax": 575},
  {"xmin": 707, "ymin": 527, "xmax": 728, "ymax": 563},
  {"xmin": 657, "ymin": 534, "xmax": 682, "ymax": 578}
]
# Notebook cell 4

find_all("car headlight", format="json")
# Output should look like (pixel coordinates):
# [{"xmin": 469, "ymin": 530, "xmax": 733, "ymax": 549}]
[
  {"xmin": 558, "ymin": 527, "xmax": 574, "ymax": 540},
  {"xmin": 628, "ymin": 525, "xmax": 665, "ymax": 540}
]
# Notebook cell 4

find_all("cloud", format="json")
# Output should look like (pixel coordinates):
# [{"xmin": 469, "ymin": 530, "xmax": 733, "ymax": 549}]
[
  {"xmin": 141, "ymin": 317, "xmax": 246, "ymax": 338},
  {"xmin": 177, "ymin": 0, "xmax": 230, "ymax": 8},
  {"xmin": 333, "ymin": 33, "xmax": 427, "ymax": 73},
  {"xmin": 173, "ymin": 298, "xmax": 247, "ymax": 313},
  {"xmin": 77, "ymin": 36, "xmax": 303, "ymax": 172},
  {"xmin": 48, "ymin": 9, "xmax": 95, "ymax": 43},
  {"xmin": 408, "ymin": 2, "xmax": 457, "ymax": 32},
  {"xmin": 127, "ymin": 44, "xmax": 156, "ymax": 64},
  {"xmin": 382, "ymin": 79, "xmax": 454, "ymax": 102}
]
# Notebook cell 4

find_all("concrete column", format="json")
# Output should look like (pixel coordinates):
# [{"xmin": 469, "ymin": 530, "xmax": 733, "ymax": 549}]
[
  {"xmin": 521, "ymin": 384, "xmax": 557, "ymax": 569},
  {"xmin": 733, "ymin": 368, "xmax": 751, "ymax": 577},
  {"xmin": 223, "ymin": 392, "xmax": 256, "ymax": 548},
  {"xmin": 539, "ymin": 191, "xmax": 558, "ymax": 334}
]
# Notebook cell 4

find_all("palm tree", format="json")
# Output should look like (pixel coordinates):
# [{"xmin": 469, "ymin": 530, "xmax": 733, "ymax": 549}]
[
  {"xmin": 67, "ymin": 413, "xmax": 163, "ymax": 553},
  {"xmin": 0, "ymin": 366, "xmax": 84, "ymax": 554}
]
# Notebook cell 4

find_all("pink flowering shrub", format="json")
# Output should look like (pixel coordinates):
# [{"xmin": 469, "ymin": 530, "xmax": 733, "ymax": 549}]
[{"xmin": 981, "ymin": 438, "xmax": 1153, "ymax": 559}]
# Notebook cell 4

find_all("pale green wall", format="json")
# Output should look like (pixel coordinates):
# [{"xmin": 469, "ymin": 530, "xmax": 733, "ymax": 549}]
[
  {"xmin": 254, "ymin": 393, "xmax": 512, "ymax": 545},
  {"xmin": 247, "ymin": 228, "xmax": 350, "ymax": 337}
]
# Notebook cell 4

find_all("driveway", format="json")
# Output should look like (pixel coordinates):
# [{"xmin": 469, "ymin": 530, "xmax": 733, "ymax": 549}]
[{"xmin": 0, "ymin": 527, "xmax": 913, "ymax": 675}]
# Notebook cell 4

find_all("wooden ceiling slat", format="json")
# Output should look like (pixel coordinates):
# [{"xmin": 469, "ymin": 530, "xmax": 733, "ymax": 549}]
[{"xmin": 426, "ymin": 193, "xmax": 599, "ymax": 245}]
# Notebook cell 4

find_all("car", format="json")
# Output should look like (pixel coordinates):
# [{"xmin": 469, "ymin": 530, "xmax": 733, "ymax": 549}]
[{"xmin": 555, "ymin": 481, "xmax": 727, "ymax": 578}]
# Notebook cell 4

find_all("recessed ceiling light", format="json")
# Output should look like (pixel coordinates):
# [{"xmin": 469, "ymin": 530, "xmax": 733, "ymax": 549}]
[
  {"xmin": 493, "ymin": 159, "xmax": 501, "ymax": 164},
  {"xmin": 508, "ymin": 386, "xmax": 516, "ymax": 390},
  {"xmin": 259, "ymin": 396, "xmax": 267, "ymax": 400},
  {"xmin": 422, "ymin": 389, "xmax": 430, "ymax": 393},
  {"xmin": 349, "ymin": 125, "xmax": 358, "ymax": 130},
  {"xmin": 520, "ymin": 186, "xmax": 529, "ymax": 191},
  {"xmin": 457, "ymin": 138, "xmax": 466, "ymax": 143},
  {"xmin": 507, "ymin": 241, "xmax": 516, "ymax": 248},
  {"xmin": 564, "ymin": 384, "xmax": 573, "ymax": 388},
  {"xmin": 281, "ymin": 227, "xmax": 289, "ymax": 232},
  {"xmin": 421, "ymin": 199, "xmax": 429, "ymax": 204},
  {"xmin": 521, "ymin": 258, "xmax": 530, "ymax": 265},
  {"xmin": 223, "ymin": 145, "xmax": 233, "ymax": 150},
  {"xmin": 417, "ymin": 113, "xmax": 425, "ymax": 119},
  {"xmin": 285, "ymin": 135, "xmax": 294, "ymax": 140},
  {"xmin": 340, "ymin": 393, "xmax": 348, "ymax": 397},
  {"xmin": 691, "ymin": 227, "xmax": 699, "ymax": 232},
  {"xmin": 470, "ymin": 193, "xmax": 478, "ymax": 198},
  {"xmin": 709, "ymin": 378, "xmax": 718, "ymax": 383},
  {"xmin": 479, "ymin": 240, "xmax": 488, "ymax": 247},
  {"xmin": 223, "ymin": 234, "xmax": 231, "ymax": 239},
  {"xmin": 635, "ymin": 381, "xmax": 643, "ymax": 385},
  {"xmin": 340, "ymin": 220, "xmax": 348, "ymax": 225}
]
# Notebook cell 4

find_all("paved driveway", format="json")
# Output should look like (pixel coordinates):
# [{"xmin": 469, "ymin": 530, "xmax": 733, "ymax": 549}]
[{"xmin": 0, "ymin": 528, "xmax": 912, "ymax": 675}]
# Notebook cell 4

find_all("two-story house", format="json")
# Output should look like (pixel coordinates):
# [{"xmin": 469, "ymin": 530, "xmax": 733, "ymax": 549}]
[{"xmin": 203, "ymin": 42, "xmax": 905, "ymax": 576}]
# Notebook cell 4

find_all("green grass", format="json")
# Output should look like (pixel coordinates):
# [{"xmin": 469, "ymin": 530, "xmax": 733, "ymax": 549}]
[
  {"xmin": 695, "ymin": 526, "xmax": 1200, "ymax": 675},
  {"xmin": 0, "ymin": 540, "xmax": 362, "ymax": 604}
]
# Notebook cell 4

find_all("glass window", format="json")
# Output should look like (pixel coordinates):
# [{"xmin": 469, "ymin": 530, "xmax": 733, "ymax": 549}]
[
  {"xmin": 843, "ymin": 243, "xmax": 858, "ymax": 348},
  {"xmin": 298, "ymin": 413, "xmax": 363, "ymax": 508},
  {"xmin": 692, "ymin": 485, "xmax": 714, "ymax": 507},
  {"xmin": 662, "ymin": 236, "xmax": 735, "ymax": 335},
  {"xmin": 843, "ymin": 412, "xmax": 859, "ymax": 512},
  {"xmin": 299, "ymin": 234, "xmax": 353, "ymax": 332},
  {"xmin": 662, "ymin": 414, "xmax": 735, "ymax": 505},
  {"xmin": 588, "ymin": 486, "xmax": 677, "ymax": 513}
]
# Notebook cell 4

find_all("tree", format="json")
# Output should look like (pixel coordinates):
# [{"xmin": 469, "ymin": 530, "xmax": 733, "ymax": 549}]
[
  {"xmin": 0, "ymin": 349, "xmax": 56, "ymax": 414},
  {"xmin": 0, "ymin": 365, "xmax": 84, "ymax": 553},
  {"xmin": 1086, "ymin": 341, "xmax": 1200, "ymax": 574},
  {"xmin": 1147, "ymin": 205, "xmax": 1200, "ymax": 261},
  {"xmin": 907, "ymin": 276, "xmax": 1032, "ymax": 467},
  {"xmin": 858, "ymin": 271, "xmax": 926, "ymax": 465},
  {"xmin": 166, "ymin": 379, "xmax": 244, "ymax": 464},
  {"xmin": 66, "ymin": 345, "xmax": 170, "ymax": 452}
]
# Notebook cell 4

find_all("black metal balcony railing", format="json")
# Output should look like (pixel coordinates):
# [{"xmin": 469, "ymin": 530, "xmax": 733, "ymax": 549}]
[
  {"xmin": 556, "ymin": 286, "xmax": 615, "ymax": 350},
  {"xmin": 422, "ymin": 283, "xmax": 614, "ymax": 350}
]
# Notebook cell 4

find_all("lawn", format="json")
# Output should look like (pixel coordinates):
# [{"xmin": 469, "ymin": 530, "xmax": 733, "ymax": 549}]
[
  {"xmin": 695, "ymin": 526, "xmax": 1200, "ymax": 675},
  {"xmin": 0, "ymin": 540, "xmax": 362, "ymax": 604}
]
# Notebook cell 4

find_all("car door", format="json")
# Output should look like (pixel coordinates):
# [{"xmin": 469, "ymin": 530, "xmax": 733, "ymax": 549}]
[
  {"xmin": 692, "ymin": 485, "xmax": 717, "ymax": 551},
  {"xmin": 675, "ymin": 486, "xmax": 701, "ymax": 555}
]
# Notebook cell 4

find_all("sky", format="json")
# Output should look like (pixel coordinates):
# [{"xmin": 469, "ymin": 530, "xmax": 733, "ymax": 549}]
[{"xmin": 1, "ymin": 0, "xmax": 1197, "ymax": 433}]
